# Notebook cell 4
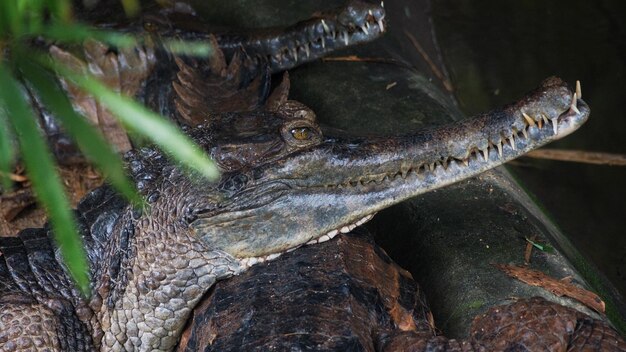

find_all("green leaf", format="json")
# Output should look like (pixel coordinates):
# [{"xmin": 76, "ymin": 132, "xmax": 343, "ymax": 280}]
[
  {"xmin": 42, "ymin": 22, "xmax": 137, "ymax": 48},
  {"xmin": 19, "ymin": 58, "xmax": 141, "ymax": 205},
  {"xmin": 42, "ymin": 23, "xmax": 213, "ymax": 58},
  {"xmin": 0, "ymin": 62, "xmax": 90, "ymax": 295},
  {"xmin": 0, "ymin": 1, "xmax": 21, "ymax": 35},
  {"xmin": 42, "ymin": 57, "xmax": 220, "ymax": 181},
  {"xmin": 0, "ymin": 89, "xmax": 16, "ymax": 190},
  {"xmin": 161, "ymin": 38, "xmax": 213, "ymax": 57},
  {"xmin": 45, "ymin": 0, "xmax": 72, "ymax": 23},
  {"xmin": 121, "ymin": 0, "xmax": 141, "ymax": 17},
  {"xmin": 525, "ymin": 237, "xmax": 555, "ymax": 253}
]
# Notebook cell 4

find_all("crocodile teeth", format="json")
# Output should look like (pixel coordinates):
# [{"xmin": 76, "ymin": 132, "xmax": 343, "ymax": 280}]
[
  {"xmin": 240, "ymin": 252, "xmax": 284, "ymax": 268},
  {"xmin": 400, "ymin": 164, "xmax": 410, "ymax": 178},
  {"xmin": 576, "ymin": 80, "xmax": 582, "ymax": 99},
  {"xmin": 522, "ymin": 112, "xmax": 535, "ymax": 126},
  {"xmin": 496, "ymin": 141, "xmax": 503, "ymax": 158},
  {"xmin": 509, "ymin": 134, "xmax": 516, "ymax": 150},
  {"xmin": 315, "ymin": 235, "xmax": 331, "ymax": 244},
  {"xmin": 541, "ymin": 113, "xmax": 549, "ymax": 125},
  {"xmin": 361, "ymin": 24, "xmax": 369, "ymax": 35},
  {"xmin": 570, "ymin": 94, "xmax": 580, "ymax": 114},
  {"xmin": 552, "ymin": 118, "xmax": 558, "ymax": 135},
  {"xmin": 481, "ymin": 149, "xmax": 488, "ymax": 161},
  {"xmin": 537, "ymin": 118, "xmax": 543, "ymax": 129},
  {"xmin": 356, "ymin": 214, "xmax": 375, "ymax": 226},
  {"xmin": 378, "ymin": 19, "xmax": 385, "ymax": 32},
  {"xmin": 304, "ymin": 213, "xmax": 376, "ymax": 245},
  {"xmin": 265, "ymin": 253, "xmax": 281, "ymax": 261},
  {"xmin": 342, "ymin": 31, "xmax": 349, "ymax": 45},
  {"xmin": 321, "ymin": 19, "xmax": 330, "ymax": 34},
  {"xmin": 304, "ymin": 44, "xmax": 310, "ymax": 58},
  {"xmin": 522, "ymin": 128, "xmax": 528, "ymax": 139},
  {"xmin": 321, "ymin": 36, "xmax": 326, "ymax": 48}
]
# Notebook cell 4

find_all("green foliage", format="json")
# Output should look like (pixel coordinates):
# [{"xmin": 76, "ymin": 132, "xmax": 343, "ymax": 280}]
[
  {"xmin": 524, "ymin": 237, "xmax": 555, "ymax": 253},
  {"xmin": 0, "ymin": 64, "xmax": 90, "ymax": 292},
  {"xmin": 0, "ymin": 0, "xmax": 219, "ymax": 295}
]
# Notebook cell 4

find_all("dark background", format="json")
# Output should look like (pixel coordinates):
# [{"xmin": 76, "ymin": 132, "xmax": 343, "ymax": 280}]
[{"xmin": 432, "ymin": 0, "xmax": 626, "ymax": 297}]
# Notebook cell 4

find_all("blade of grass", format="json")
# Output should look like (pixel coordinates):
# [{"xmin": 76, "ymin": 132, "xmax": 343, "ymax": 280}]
[
  {"xmin": 120, "ymin": 0, "xmax": 140, "ymax": 17},
  {"xmin": 0, "ymin": 1, "xmax": 21, "ymax": 35},
  {"xmin": 0, "ymin": 92, "xmax": 16, "ymax": 190},
  {"xmin": 0, "ymin": 62, "xmax": 90, "ymax": 295},
  {"xmin": 45, "ymin": 0, "xmax": 72, "ymax": 23},
  {"xmin": 19, "ymin": 58, "xmax": 140, "ymax": 205},
  {"xmin": 161, "ymin": 38, "xmax": 213, "ymax": 57},
  {"xmin": 43, "ymin": 23, "xmax": 213, "ymax": 58},
  {"xmin": 42, "ymin": 22, "xmax": 137, "ymax": 48},
  {"xmin": 40, "ymin": 56, "xmax": 220, "ymax": 181},
  {"xmin": 524, "ymin": 237, "xmax": 555, "ymax": 253}
]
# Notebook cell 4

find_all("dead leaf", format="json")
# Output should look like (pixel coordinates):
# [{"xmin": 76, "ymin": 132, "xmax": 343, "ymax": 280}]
[{"xmin": 494, "ymin": 263, "xmax": 605, "ymax": 313}]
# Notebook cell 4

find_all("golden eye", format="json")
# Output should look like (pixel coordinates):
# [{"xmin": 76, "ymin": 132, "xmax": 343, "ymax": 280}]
[{"xmin": 291, "ymin": 127, "xmax": 312, "ymax": 140}]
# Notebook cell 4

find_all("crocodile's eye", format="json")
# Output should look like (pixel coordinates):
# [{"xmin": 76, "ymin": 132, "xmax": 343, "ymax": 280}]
[
  {"xmin": 281, "ymin": 121, "xmax": 321, "ymax": 147},
  {"xmin": 291, "ymin": 127, "xmax": 313, "ymax": 141}
]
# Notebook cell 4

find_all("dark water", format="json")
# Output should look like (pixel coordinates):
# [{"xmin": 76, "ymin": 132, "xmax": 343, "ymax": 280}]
[{"xmin": 432, "ymin": 0, "xmax": 626, "ymax": 297}]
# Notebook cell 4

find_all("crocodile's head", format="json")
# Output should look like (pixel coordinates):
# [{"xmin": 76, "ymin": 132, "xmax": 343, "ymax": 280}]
[
  {"xmin": 215, "ymin": 0, "xmax": 387, "ymax": 73},
  {"xmin": 169, "ymin": 77, "xmax": 588, "ymax": 268},
  {"xmin": 267, "ymin": 0, "xmax": 387, "ymax": 69}
]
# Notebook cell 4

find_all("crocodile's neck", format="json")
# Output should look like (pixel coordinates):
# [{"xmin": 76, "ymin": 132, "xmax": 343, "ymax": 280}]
[{"xmin": 81, "ymin": 167, "xmax": 240, "ymax": 351}]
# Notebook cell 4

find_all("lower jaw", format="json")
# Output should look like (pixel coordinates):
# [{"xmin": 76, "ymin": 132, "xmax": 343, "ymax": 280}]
[{"xmin": 237, "ymin": 212, "xmax": 377, "ymax": 269}]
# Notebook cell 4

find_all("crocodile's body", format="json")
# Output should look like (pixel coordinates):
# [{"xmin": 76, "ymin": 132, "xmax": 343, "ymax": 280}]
[{"xmin": 1, "ymin": 1, "xmax": 623, "ymax": 351}]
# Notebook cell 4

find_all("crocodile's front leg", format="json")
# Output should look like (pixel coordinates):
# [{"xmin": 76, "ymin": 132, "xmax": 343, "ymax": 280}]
[
  {"xmin": 0, "ymin": 228, "xmax": 96, "ymax": 351},
  {"xmin": 89, "ymin": 176, "xmax": 242, "ymax": 351},
  {"xmin": 95, "ymin": 234, "xmax": 240, "ymax": 351}
]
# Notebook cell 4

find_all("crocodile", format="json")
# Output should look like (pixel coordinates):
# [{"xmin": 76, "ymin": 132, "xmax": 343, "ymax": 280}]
[{"xmin": 1, "ymin": 1, "xmax": 619, "ymax": 351}]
